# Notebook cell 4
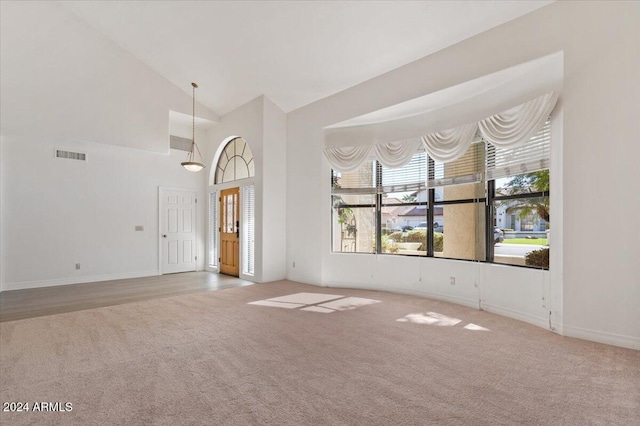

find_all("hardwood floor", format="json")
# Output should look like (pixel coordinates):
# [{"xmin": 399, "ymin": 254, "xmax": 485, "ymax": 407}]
[{"xmin": 0, "ymin": 272, "xmax": 253, "ymax": 323}]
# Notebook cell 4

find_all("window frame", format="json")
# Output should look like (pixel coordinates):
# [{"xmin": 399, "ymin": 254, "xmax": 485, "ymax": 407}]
[{"xmin": 489, "ymin": 176, "xmax": 550, "ymax": 269}]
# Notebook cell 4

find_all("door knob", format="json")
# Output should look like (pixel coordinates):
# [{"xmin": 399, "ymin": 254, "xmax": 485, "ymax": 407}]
[{"xmin": 163, "ymin": 234, "xmax": 167, "ymax": 238}]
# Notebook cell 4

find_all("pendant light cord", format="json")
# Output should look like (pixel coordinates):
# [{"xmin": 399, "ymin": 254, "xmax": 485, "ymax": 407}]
[
  {"xmin": 181, "ymin": 82, "xmax": 205, "ymax": 171},
  {"xmin": 191, "ymin": 82, "xmax": 197, "ymax": 162},
  {"xmin": 192, "ymin": 83, "xmax": 196, "ymax": 157}
]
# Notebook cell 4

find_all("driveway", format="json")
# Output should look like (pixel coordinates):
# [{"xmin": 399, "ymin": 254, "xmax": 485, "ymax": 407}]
[{"xmin": 494, "ymin": 243, "xmax": 546, "ymax": 257}]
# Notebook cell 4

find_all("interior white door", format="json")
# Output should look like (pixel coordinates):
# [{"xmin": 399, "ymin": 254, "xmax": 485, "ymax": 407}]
[{"xmin": 160, "ymin": 188, "xmax": 197, "ymax": 274}]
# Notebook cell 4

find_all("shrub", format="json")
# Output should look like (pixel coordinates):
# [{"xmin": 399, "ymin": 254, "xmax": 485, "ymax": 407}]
[
  {"xmin": 386, "ymin": 231, "xmax": 401, "ymax": 244},
  {"xmin": 387, "ymin": 230, "xmax": 425, "ymax": 251},
  {"xmin": 525, "ymin": 247, "xmax": 549, "ymax": 268},
  {"xmin": 380, "ymin": 235, "xmax": 399, "ymax": 253},
  {"xmin": 385, "ymin": 229, "xmax": 444, "ymax": 252},
  {"xmin": 434, "ymin": 232, "xmax": 443, "ymax": 252}
]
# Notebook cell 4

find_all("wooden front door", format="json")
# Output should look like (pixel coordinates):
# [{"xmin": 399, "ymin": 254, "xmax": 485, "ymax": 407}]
[{"xmin": 220, "ymin": 187, "xmax": 240, "ymax": 276}]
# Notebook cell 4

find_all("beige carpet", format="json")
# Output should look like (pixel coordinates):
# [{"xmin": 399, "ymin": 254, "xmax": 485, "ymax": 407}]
[{"xmin": 1, "ymin": 280, "xmax": 638, "ymax": 425}]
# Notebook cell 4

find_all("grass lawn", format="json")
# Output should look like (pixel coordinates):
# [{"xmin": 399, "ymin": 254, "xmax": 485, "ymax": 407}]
[{"xmin": 502, "ymin": 238, "xmax": 548, "ymax": 245}]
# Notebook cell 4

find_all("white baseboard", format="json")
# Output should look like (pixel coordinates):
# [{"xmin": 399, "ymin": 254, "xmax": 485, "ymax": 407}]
[
  {"xmin": 1, "ymin": 270, "xmax": 159, "ymax": 292},
  {"xmin": 287, "ymin": 272, "xmax": 322, "ymax": 287},
  {"xmin": 563, "ymin": 324, "xmax": 640, "ymax": 351},
  {"xmin": 480, "ymin": 302, "xmax": 549, "ymax": 330},
  {"xmin": 259, "ymin": 273, "xmax": 287, "ymax": 284},
  {"xmin": 383, "ymin": 286, "xmax": 480, "ymax": 310},
  {"xmin": 320, "ymin": 280, "xmax": 479, "ymax": 310}
]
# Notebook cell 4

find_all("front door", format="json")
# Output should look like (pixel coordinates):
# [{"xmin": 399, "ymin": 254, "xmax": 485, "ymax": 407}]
[
  {"xmin": 160, "ymin": 188, "xmax": 197, "ymax": 274},
  {"xmin": 220, "ymin": 187, "xmax": 240, "ymax": 276}
]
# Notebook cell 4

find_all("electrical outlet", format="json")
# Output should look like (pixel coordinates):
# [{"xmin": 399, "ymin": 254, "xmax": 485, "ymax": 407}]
[
  {"xmin": 450, "ymin": 276, "xmax": 456, "ymax": 285},
  {"xmin": 135, "ymin": 225, "xmax": 144, "ymax": 231},
  {"xmin": 75, "ymin": 263, "xmax": 81, "ymax": 270}
]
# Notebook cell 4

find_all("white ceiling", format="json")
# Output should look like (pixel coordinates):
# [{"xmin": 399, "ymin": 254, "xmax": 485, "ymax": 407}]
[{"xmin": 60, "ymin": 0, "xmax": 553, "ymax": 116}]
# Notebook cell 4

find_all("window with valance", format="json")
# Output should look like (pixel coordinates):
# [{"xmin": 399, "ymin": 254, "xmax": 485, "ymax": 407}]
[{"xmin": 329, "ymin": 92, "xmax": 556, "ymax": 268}]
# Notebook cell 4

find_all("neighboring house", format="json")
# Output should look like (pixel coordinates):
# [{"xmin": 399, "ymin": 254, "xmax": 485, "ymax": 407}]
[
  {"xmin": 397, "ymin": 205, "xmax": 444, "ymax": 228},
  {"xmin": 382, "ymin": 199, "xmax": 444, "ymax": 230},
  {"xmin": 495, "ymin": 201, "xmax": 548, "ymax": 232}
]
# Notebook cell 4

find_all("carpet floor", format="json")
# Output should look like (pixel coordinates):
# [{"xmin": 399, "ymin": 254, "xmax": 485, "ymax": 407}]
[{"xmin": 1, "ymin": 280, "xmax": 638, "ymax": 425}]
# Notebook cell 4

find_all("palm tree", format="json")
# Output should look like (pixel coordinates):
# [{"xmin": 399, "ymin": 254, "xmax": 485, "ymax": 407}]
[
  {"xmin": 402, "ymin": 193, "xmax": 417, "ymax": 203},
  {"xmin": 497, "ymin": 170, "xmax": 549, "ymax": 222}
]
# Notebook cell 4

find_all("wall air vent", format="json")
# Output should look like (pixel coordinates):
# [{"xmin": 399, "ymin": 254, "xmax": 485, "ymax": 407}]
[
  {"xmin": 170, "ymin": 135, "xmax": 192, "ymax": 152},
  {"xmin": 55, "ymin": 149, "xmax": 86, "ymax": 161}
]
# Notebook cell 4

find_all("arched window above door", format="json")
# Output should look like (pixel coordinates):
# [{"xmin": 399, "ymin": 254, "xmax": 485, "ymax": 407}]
[{"xmin": 215, "ymin": 137, "xmax": 255, "ymax": 184}]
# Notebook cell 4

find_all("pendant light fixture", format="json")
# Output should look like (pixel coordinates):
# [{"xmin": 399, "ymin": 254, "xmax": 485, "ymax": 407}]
[{"xmin": 181, "ymin": 82, "xmax": 206, "ymax": 172}]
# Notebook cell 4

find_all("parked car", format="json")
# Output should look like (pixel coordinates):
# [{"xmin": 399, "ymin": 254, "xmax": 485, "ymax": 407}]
[
  {"xmin": 494, "ymin": 227, "xmax": 504, "ymax": 243},
  {"xmin": 402, "ymin": 225, "xmax": 414, "ymax": 231},
  {"xmin": 414, "ymin": 222, "xmax": 443, "ymax": 232}
]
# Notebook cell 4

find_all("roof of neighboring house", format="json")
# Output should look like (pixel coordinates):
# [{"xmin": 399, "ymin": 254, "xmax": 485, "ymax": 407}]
[{"xmin": 397, "ymin": 206, "xmax": 443, "ymax": 217}]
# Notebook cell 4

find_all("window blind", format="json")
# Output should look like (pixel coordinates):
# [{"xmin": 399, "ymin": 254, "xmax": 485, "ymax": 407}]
[
  {"xmin": 332, "ymin": 160, "xmax": 376, "ymax": 193},
  {"xmin": 209, "ymin": 192, "xmax": 218, "ymax": 267},
  {"xmin": 486, "ymin": 119, "xmax": 551, "ymax": 180},
  {"xmin": 429, "ymin": 141, "xmax": 484, "ymax": 187},
  {"xmin": 380, "ymin": 151, "xmax": 427, "ymax": 193},
  {"xmin": 242, "ymin": 185, "xmax": 255, "ymax": 275}
]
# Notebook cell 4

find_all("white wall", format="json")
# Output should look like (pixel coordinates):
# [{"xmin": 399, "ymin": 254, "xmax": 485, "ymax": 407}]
[
  {"xmin": 287, "ymin": 1, "xmax": 640, "ymax": 349},
  {"xmin": 0, "ymin": 1, "xmax": 217, "ymax": 291},
  {"xmin": 287, "ymin": 106, "xmax": 324, "ymax": 285},
  {"xmin": 0, "ymin": 137, "xmax": 206, "ymax": 291},
  {"xmin": 0, "ymin": 136, "xmax": 4, "ymax": 289},
  {"xmin": 262, "ymin": 98, "xmax": 287, "ymax": 282}
]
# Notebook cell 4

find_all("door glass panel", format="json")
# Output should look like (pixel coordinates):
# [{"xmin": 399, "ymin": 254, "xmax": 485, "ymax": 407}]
[{"xmin": 226, "ymin": 194, "xmax": 234, "ymax": 233}]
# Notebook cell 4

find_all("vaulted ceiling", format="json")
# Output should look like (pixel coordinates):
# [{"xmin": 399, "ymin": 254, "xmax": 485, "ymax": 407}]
[
  {"xmin": 1, "ymin": 1, "xmax": 553, "ymax": 151},
  {"xmin": 59, "ymin": 0, "xmax": 552, "ymax": 115}
]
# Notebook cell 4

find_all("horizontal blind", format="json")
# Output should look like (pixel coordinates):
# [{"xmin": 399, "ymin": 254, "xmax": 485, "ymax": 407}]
[
  {"xmin": 486, "ymin": 119, "xmax": 551, "ymax": 180},
  {"xmin": 332, "ymin": 160, "xmax": 376, "ymax": 193},
  {"xmin": 242, "ymin": 185, "xmax": 255, "ymax": 275},
  {"xmin": 380, "ymin": 151, "xmax": 427, "ymax": 193},
  {"xmin": 429, "ymin": 141, "xmax": 484, "ymax": 187},
  {"xmin": 209, "ymin": 192, "xmax": 218, "ymax": 267}
]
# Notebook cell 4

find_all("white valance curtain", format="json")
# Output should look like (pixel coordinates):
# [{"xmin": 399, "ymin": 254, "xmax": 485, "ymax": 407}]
[
  {"xmin": 478, "ymin": 91, "xmax": 558, "ymax": 149},
  {"xmin": 420, "ymin": 123, "xmax": 477, "ymax": 163},
  {"xmin": 323, "ymin": 91, "xmax": 558, "ymax": 172},
  {"xmin": 373, "ymin": 138, "xmax": 422, "ymax": 168},
  {"xmin": 323, "ymin": 145, "xmax": 372, "ymax": 173}
]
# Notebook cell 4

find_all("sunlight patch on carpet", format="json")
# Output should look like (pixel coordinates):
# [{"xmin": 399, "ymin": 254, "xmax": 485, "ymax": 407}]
[
  {"xmin": 464, "ymin": 323, "xmax": 490, "ymax": 331},
  {"xmin": 396, "ymin": 312, "xmax": 462, "ymax": 326},
  {"xmin": 267, "ymin": 292, "xmax": 343, "ymax": 305},
  {"xmin": 318, "ymin": 297, "xmax": 380, "ymax": 311},
  {"xmin": 249, "ymin": 293, "xmax": 380, "ymax": 313},
  {"xmin": 248, "ymin": 300, "xmax": 305, "ymax": 309},
  {"xmin": 300, "ymin": 306, "xmax": 335, "ymax": 313}
]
